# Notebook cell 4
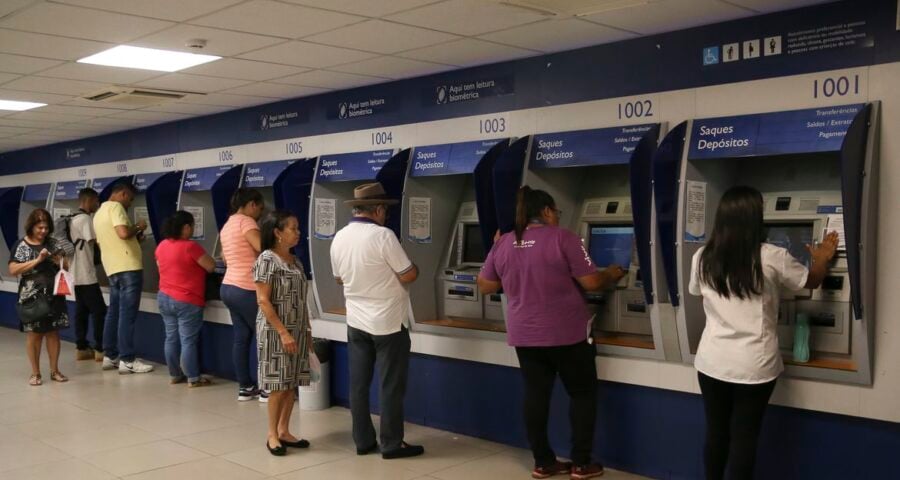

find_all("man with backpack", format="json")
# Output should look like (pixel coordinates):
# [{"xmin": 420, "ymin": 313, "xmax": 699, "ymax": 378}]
[{"xmin": 67, "ymin": 188, "xmax": 107, "ymax": 361}]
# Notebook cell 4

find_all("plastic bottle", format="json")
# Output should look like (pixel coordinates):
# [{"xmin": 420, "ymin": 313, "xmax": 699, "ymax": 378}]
[{"xmin": 793, "ymin": 313, "xmax": 811, "ymax": 363}]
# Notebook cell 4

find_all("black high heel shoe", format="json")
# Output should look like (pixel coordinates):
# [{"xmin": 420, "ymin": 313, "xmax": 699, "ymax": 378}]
[
  {"xmin": 266, "ymin": 439, "xmax": 287, "ymax": 456},
  {"xmin": 279, "ymin": 438, "xmax": 310, "ymax": 448}
]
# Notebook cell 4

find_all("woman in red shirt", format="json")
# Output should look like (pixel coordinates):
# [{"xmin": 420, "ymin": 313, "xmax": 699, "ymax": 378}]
[{"xmin": 156, "ymin": 210, "xmax": 215, "ymax": 387}]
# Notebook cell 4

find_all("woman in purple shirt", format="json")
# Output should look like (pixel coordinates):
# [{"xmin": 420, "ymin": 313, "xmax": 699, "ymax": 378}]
[{"xmin": 478, "ymin": 186, "xmax": 624, "ymax": 480}]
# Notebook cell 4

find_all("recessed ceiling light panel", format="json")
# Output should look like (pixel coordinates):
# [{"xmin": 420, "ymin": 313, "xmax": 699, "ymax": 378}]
[
  {"xmin": 78, "ymin": 45, "xmax": 221, "ymax": 72},
  {"xmin": 0, "ymin": 99, "xmax": 47, "ymax": 111}
]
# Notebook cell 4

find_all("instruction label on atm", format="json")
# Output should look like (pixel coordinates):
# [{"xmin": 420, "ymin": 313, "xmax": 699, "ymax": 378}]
[
  {"xmin": 316, "ymin": 150, "xmax": 393, "ymax": 182},
  {"xmin": 244, "ymin": 160, "xmax": 292, "ymax": 188},
  {"xmin": 407, "ymin": 197, "xmax": 432, "ymax": 243},
  {"xmin": 688, "ymin": 104, "xmax": 863, "ymax": 159},
  {"xmin": 530, "ymin": 124, "xmax": 656, "ymax": 169},
  {"xmin": 184, "ymin": 206, "xmax": 204, "ymax": 240},
  {"xmin": 134, "ymin": 172, "xmax": 166, "ymax": 193},
  {"xmin": 134, "ymin": 207, "xmax": 152, "ymax": 237},
  {"xmin": 314, "ymin": 198, "xmax": 336, "ymax": 240},
  {"xmin": 411, "ymin": 139, "xmax": 504, "ymax": 177},
  {"xmin": 54, "ymin": 180, "xmax": 89, "ymax": 200},
  {"xmin": 23, "ymin": 184, "xmax": 52, "ymax": 203},
  {"xmin": 684, "ymin": 181, "xmax": 707, "ymax": 243},
  {"xmin": 182, "ymin": 165, "xmax": 233, "ymax": 192},
  {"xmin": 184, "ymin": 206, "xmax": 203, "ymax": 240}
]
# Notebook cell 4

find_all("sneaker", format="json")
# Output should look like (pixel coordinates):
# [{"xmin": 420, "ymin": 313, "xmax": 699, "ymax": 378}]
[
  {"xmin": 76, "ymin": 348, "xmax": 94, "ymax": 361},
  {"xmin": 94, "ymin": 350, "xmax": 104, "ymax": 362},
  {"xmin": 570, "ymin": 464, "xmax": 604, "ymax": 480},
  {"xmin": 101, "ymin": 356, "xmax": 119, "ymax": 370},
  {"xmin": 118, "ymin": 359, "xmax": 154, "ymax": 374},
  {"xmin": 238, "ymin": 386, "xmax": 260, "ymax": 401},
  {"xmin": 382, "ymin": 442, "xmax": 424, "ymax": 460},
  {"xmin": 533, "ymin": 461, "xmax": 573, "ymax": 479},
  {"xmin": 258, "ymin": 389, "xmax": 270, "ymax": 403}
]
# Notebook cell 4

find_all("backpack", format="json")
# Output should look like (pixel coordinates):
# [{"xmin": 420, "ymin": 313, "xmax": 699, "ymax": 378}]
[
  {"xmin": 51, "ymin": 214, "xmax": 77, "ymax": 257},
  {"xmin": 51, "ymin": 211, "xmax": 93, "ymax": 260}
]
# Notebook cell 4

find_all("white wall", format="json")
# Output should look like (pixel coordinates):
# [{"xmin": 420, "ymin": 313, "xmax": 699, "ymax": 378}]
[{"xmin": 2, "ymin": 63, "xmax": 897, "ymax": 423}]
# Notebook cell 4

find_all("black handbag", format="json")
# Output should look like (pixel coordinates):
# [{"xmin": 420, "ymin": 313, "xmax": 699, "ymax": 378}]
[{"xmin": 15, "ymin": 293, "xmax": 53, "ymax": 326}]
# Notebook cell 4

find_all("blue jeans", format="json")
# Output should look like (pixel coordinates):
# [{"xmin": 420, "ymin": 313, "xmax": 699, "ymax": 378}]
[
  {"xmin": 158, "ymin": 292, "xmax": 204, "ymax": 382},
  {"xmin": 221, "ymin": 284, "xmax": 258, "ymax": 388},
  {"xmin": 103, "ymin": 270, "xmax": 143, "ymax": 362}
]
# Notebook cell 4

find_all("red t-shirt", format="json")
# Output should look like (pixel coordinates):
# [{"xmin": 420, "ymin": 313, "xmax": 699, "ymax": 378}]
[{"xmin": 156, "ymin": 239, "xmax": 207, "ymax": 307}]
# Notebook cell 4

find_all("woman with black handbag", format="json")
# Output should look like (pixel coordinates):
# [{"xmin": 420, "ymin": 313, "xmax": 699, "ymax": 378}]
[{"xmin": 9, "ymin": 208, "xmax": 70, "ymax": 386}]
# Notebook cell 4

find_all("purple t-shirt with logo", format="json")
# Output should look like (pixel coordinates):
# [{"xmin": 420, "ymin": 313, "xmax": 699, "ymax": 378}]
[{"xmin": 481, "ymin": 225, "xmax": 597, "ymax": 347}]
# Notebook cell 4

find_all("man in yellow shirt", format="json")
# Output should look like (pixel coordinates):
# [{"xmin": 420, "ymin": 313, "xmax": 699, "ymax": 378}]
[{"xmin": 93, "ymin": 182, "xmax": 153, "ymax": 374}]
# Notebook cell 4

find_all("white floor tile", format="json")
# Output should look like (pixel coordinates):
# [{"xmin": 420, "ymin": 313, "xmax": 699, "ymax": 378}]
[
  {"xmin": 123, "ymin": 456, "xmax": 268, "ymax": 480},
  {"xmin": 0, "ymin": 327, "xmax": 651, "ymax": 480},
  {"xmin": 0, "ymin": 457, "xmax": 117, "ymax": 480},
  {"xmin": 80, "ymin": 439, "xmax": 209, "ymax": 476}
]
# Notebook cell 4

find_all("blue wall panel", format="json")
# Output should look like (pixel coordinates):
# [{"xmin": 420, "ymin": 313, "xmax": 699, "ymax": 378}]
[{"xmin": 2, "ymin": 290, "xmax": 900, "ymax": 478}]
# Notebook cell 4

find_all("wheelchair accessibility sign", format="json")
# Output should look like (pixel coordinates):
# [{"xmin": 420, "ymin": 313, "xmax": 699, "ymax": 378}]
[{"xmin": 703, "ymin": 46, "xmax": 720, "ymax": 65}]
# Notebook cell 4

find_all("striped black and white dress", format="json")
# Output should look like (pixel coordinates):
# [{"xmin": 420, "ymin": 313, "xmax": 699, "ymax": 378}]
[{"xmin": 253, "ymin": 250, "xmax": 311, "ymax": 391}]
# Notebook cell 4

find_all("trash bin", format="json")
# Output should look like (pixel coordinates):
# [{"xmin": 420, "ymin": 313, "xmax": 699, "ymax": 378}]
[{"xmin": 300, "ymin": 338, "xmax": 331, "ymax": 411}]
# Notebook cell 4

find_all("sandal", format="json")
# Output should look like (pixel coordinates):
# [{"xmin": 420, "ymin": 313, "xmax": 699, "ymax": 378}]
[
  {"xmin": 50, "ymin": 371, "xmax": 68, "ymax": 383},
  {"xmin": 29, "ymin": 374, "xmax": 42, "ymax": 386},
  {"xmin": 188, "ymin": 377, "xmax": 212, "ymax": 388}
]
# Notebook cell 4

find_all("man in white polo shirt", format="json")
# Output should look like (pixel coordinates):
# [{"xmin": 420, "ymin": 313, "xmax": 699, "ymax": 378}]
[{"xmin": 330, "ymin": 182, "xmax": 423, "ymax": 460}]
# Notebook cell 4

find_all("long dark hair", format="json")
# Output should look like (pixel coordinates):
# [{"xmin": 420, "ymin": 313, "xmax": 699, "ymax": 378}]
[
  {"xmin": 161, "ymin": 210, "xmax": 194, "ymax": 240},
  {"xmin": 230, "ymin": 188, "xmax": 263, "ymax": 214},
  {"xmin": 514, "ymin": 186, "xmax": 556, "ymax": 243},
  {"xmin": 699, "ymin": 186, "xmax": 765, "ymax": 300},
  {"xmin": 260, "ymin": 209, "xmax": 295, "ymax": 251}
]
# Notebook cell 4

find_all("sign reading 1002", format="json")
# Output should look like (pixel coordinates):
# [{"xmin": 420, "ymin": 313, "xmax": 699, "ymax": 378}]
[{"xmin": 618, "ymin": 100, "xmax": 653, "ymax": 119}]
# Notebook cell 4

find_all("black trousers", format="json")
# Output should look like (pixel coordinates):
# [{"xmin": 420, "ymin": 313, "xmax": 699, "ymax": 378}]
[
  {"xmin": 698, "ymin": 372, "xmax": 777, "ymax": 480},
  {"xmin": 515, "ymin": 340, "xmax": 597, "ymax": 467},
  {"xmin": 347, "ymin": 325, "xmax": 411, "ymax": 452},
  {"xmin": 74, "ymin": 283, "xmax": 107, "ymax": 351}
]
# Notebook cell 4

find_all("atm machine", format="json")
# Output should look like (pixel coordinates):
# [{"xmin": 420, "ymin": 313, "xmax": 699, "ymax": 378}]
[
  {"xmin": 0, "ymin": 187, "xmax": 24, "ymax": 275},
  {"xmin": 123, "ymin": 171, "xmax": 181, "ymax": 293},
  {"xmin": 400, "ymin": 139, "xmax": 510, "ymax": 336},
  {"xmin": 18, "ymin": 183, "xmax": 53, "ymax": 239},
  {"xmin": 242, "ymin": 159, "xmax": 317, "ymax": 276},
  {"xmin": 499, "ymin": 125, "xmax": 680, "ymax": 361},
  {"xmin": 49, "ymin": 180, "xmax": 90, "ymax": 220},
  {"xmin": 309, "ymin": 149, "xmax": 409, "ymax": 321},
  {"xmin": 178, "ymin": 165, "xmax": 243, "ymax": 301},
  {"xmin": 660, "ymin": 103, "xmax": 879, "ymax": 385}
]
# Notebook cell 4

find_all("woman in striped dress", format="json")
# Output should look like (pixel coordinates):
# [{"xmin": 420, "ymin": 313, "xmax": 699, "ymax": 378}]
[{"xmin": 253, "ymin": 209, "xmax": 312, "ymax": 456}]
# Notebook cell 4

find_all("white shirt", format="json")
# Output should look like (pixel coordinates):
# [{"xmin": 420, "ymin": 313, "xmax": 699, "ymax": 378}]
[
  {"xmin": 330, "ymin": 220, "xmax": 414, "ymax": 336},
  {"xmin": 689, "ymin": 243, "xmax": 809, "ymax": 384},
  {"xmin": 69, "ymin": 212, "xmax": 98, "ymax": 286}
]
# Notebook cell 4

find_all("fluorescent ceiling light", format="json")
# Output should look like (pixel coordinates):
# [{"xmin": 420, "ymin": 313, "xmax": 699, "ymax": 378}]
[
  {"xmin": 78, "ymin": 45, "xmax": 221, "ymax": 72},
  {"xmin": 0, "ymin": 99, "xmax": 46, "ymax": 111}
]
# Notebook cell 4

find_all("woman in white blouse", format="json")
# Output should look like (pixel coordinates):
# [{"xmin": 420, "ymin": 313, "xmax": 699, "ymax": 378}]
[{"xmin": 688, "ymin": 186, "xmax": 838, "ymax": 480}]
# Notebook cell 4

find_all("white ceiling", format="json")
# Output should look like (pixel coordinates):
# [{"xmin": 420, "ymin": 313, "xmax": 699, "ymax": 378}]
[{"xmin": 0, "ymin": 0, "xmax": 834, "ymax": 154}]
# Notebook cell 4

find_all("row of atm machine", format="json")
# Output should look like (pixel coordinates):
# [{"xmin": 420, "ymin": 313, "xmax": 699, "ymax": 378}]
[{"xmin": 0, "ymin": 102, "xmax": 880, "ymax": 385}]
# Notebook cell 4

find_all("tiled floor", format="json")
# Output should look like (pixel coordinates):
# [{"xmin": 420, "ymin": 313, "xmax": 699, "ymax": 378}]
[{"xmin": 0, "ymin": 328, "xmax": 650, "ymax": 480}]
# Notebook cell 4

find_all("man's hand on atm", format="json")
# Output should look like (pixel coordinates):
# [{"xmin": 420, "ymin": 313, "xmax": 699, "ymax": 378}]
[{"xmin": 803, "ymin": 231, "xmax": 839, "ymax": 290}]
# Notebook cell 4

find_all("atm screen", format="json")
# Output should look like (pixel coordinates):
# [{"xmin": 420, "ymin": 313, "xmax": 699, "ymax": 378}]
[
  {"xmin": 462, "ymin": 224, "xmax": 486, "ymax": 264},
  {"xmin": 588, "ymin": 225, "xmax": 634, "ymax": 270},
  {"xmin": 765, "ymin": 223, "xmax": 813, "ymax": 266}
]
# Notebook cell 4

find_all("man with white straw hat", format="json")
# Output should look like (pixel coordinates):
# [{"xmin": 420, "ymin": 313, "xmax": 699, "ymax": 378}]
[{"xmin": 330, "ymin": 182, "xmax": 424, "ymax": 460}]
